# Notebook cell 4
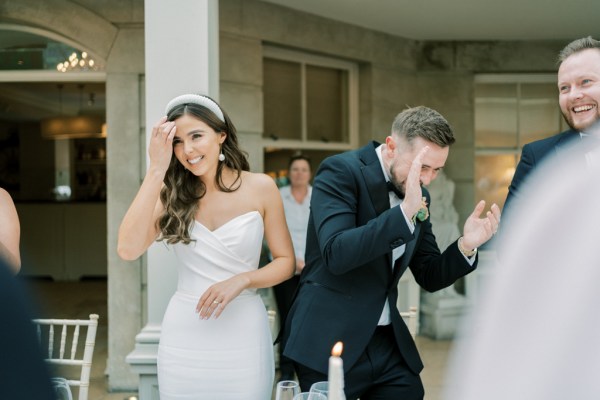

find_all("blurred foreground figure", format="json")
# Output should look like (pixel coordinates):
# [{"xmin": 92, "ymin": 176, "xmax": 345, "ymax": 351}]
[
  {"xmin": 443, "ymin": 123, "xmax": 600, "ymax": 400},
  {"xmin": 0, "ymin": 259, "xmax": 54, "ymax": 399},
  {"xmin": 0, "ymin": 187, "xmax": 21, "ymax": 272}
]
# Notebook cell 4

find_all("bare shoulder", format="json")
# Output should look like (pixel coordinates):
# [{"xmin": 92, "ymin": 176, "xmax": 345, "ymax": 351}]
[
  {"xmin": 242, "ymin": 171, "xmax": 278, "ymax": 192},
  {"xmin": 241, "ymin": 172, "xmax": 280, "ymax": 209},
  {"xmin": 0, "ymin": 188, "xmax": 15, "ymax": 205}
]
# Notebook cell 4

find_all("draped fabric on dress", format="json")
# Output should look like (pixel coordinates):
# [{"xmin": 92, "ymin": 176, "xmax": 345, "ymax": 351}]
[{"xmin": 158, "ymin": 211, "xmax": 274, "ymax": 400}]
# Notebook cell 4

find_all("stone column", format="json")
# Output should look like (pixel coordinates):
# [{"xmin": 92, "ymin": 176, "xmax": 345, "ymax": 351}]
[
  {"xmin": 106, "ymin": 24, "xmax": 145, "ymax": 390},
  {"xmin": 126, "ymin": 1, "xmax": 219, "ymax": 397}
]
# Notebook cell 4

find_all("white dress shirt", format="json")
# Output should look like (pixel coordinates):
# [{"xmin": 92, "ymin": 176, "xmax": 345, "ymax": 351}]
[
  {"xmin": 279, "ymin": 184, "xmax": 312, "ymax": 261},
  {"xmin": 375, "ymin": 145, "xmax": 414, "ymax": 325}
]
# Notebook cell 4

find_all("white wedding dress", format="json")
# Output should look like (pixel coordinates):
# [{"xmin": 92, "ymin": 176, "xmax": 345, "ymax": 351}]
[{"xmin": 158, "ymin": 211, "xmax": 274, "ymax": 399}]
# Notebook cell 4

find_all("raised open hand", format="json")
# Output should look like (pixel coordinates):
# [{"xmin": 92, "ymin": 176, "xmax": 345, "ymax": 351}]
[
  {"xmin": 461, "ymin": 200, "xmax": 501, "ymax": 250},
  {"xmin": 401, "ymin": 146, "xmax": 429, "ymax": 219}
]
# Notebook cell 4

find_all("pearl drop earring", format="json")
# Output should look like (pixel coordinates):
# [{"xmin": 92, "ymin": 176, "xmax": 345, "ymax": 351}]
[{"xmin": 218, "ymin": 152, "xmax": 225, "ymax": 162}]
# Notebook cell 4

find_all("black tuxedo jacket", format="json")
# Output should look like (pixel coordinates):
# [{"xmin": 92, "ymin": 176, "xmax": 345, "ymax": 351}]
[
  {"xmin": 281, "ymin": 141, "xmax": 476, "ymax": 375},
  {"xmin": 0, "ymin": 260, "xmax": 54, "ymax": 399},
  {"xmin": 504, "ymin": 129, "xmax": 580, "ymax": 218}
]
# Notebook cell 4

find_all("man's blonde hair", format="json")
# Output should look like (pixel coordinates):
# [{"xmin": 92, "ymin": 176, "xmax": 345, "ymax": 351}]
[{"xmin": 558, "ymin": 36, "xmax": 600, "ymax": 65}]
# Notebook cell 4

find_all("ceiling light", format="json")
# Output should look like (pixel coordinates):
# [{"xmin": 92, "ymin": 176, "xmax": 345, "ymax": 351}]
[
  {"xmin": 41, "ymin": 115, "xmax": 106, "ymax": 139},
  {"xmin": 56, "ymin": 51, "xmax": 101, "ymax": 73}
]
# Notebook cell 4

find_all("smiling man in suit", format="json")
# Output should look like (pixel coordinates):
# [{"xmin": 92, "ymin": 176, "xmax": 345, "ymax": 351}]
[
  {"xmin": 281, "ymin": 106, "xmax": 500, "ymax": 400},
  {"xmin": 503, "ymin": 36, "xmax": 600, "ymax": 216}
]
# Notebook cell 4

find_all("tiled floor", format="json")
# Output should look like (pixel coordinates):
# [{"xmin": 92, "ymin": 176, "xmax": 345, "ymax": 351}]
[{"xmin": 23, "ymin": 278, "xmax": 452, "ymax": 400}]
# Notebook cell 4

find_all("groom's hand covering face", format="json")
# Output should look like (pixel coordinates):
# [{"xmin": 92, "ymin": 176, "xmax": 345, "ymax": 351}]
[
  {"xmin": 391, "ymin": 136, "xmax": 448, "ymax": 218},
  {"xmin": 402, "ymin": 145, "xmax": 430, "ymax": 218}
]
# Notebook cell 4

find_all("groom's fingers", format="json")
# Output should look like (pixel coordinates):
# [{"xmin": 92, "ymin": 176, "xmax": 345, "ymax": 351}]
[
  {"xmin": 491, "ymin": 203, "xmax": 501, "ymax": 222},
  {"xmin": 411, "ymin": 146, "xmax": 429, "ymax": 174},
  {"xmin": 470, "ymin": 200, "xmax": 486, "ymax": 219},
  {"xmin": 407, "ymin": 146, "xmax": 429, "ymax": 191},
  {"xmin": 487, "ymin": 207, "xmax": 499, "ymax": 225},
  {"xmin": 487, "ymin": 204, "xmax": 501, "ymax": 234}
]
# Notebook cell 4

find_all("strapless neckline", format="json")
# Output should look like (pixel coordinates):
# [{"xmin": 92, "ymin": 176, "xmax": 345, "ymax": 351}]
[{"xmin": 194, "ymin": 210, "xmax": 261, "ymax": 233}]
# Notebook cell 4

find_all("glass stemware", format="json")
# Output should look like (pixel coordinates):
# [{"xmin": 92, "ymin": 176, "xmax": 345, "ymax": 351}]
[
  {"xmin": 309, "ymin": 381, "xmax": 329, "ymax": 397},
  {"xmin": 275, "ymin": 380, "xmax": 301, "ymax": 400}
]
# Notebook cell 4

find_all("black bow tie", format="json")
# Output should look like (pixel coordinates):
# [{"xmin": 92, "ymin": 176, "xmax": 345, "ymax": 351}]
[{"xmin": 387, "ymin": 181, "xmax": 404, "ymax": 199}]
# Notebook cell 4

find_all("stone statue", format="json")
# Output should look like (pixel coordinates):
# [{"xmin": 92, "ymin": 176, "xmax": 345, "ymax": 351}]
[
  {"xmin": 419, "ymin": 170, "xmax": 467, "ymax": 339},
  {"xmin": 427, "ymin": 170, "xmax": 461, "ymax": 296},
  {"xmin": 428, "ymin": 170, "xmax": 461, "ymax": 252}
]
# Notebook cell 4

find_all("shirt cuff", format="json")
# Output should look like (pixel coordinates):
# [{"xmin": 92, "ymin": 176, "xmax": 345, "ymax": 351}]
[
  {"xmin": 463, "ymin": 252, "xmax": 477, "ymax": 266},
  {"xmin": 399, "ymin": 204, "xmax": 415, "ymax": 234}
]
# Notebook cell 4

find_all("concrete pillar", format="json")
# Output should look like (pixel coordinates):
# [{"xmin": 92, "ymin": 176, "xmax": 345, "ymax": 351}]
[
  {"xmin": 107, "ymin": 72, "xmax": 145, "ymax": 390},
  {"xmin": 126, "ymin": 1, "xmax": 219, "ymax": 397},
  {"xmin": 106, "ymin": 21, "xmax": 145, "ymax": 389}
]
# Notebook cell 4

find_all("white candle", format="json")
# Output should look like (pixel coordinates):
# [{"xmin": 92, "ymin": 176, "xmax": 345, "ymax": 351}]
[{"xmin": 328, "ymin": 341, "xmax": 346, "ymax": 400}]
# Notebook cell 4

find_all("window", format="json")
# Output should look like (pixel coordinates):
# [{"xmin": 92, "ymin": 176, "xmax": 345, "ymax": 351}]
[
  {"xmin": 263, "ymin": 47, "xmax": 359, "ymax": 180},
  {"xmin": 0, "ymin": 28, "xmax": 103, "ymax": 71},
  {"xmin": 474, "ymin": 75, "xmax": 568, "ymax": 210},
  {"xmin": 263, "ymin": 47, "xmax": 358, "ymax": 150}
]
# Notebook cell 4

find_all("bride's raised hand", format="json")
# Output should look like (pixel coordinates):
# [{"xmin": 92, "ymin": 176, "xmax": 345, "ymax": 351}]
[
  {"xmin": 196, "ymin": 274, "xmax": 250, "ymax": 320},
  {"xmin": 149, "ymin": 116, "xmax": 176, "ymax": 174}
]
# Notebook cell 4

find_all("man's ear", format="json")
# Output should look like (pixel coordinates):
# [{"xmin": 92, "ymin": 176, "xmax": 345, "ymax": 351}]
[{"xmin": 385, "ymin": 136, "xmax": 396, "ymax": 155}]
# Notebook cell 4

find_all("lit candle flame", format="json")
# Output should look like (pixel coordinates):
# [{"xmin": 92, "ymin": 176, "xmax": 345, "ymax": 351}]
[{"xmin": 331, "ymin": 341, "xmax": 343, "ymax": 357}]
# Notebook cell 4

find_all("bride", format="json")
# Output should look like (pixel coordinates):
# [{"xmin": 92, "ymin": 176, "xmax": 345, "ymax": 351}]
[{"xmin": 118, "ymin": 94, "xmax": 295, "ymax": 399}]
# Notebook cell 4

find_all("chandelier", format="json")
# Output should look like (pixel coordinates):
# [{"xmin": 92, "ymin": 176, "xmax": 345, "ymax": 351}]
[{"xmin": 56, "ymin": 51, "xmax": 100, "ymax": 73}]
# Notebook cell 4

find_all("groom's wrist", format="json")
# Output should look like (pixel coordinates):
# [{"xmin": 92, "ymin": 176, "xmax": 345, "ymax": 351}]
[{"xmin": 458, "ymin": 236, "xmax": 477, "ymax": 257}]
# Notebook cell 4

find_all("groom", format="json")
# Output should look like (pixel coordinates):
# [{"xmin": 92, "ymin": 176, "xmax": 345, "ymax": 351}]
[{"xmin": 281, "ymin": 106, "xmax": 500, "ymax": 399}]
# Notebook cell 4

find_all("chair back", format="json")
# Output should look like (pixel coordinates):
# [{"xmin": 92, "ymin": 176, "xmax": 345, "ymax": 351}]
[{"xmin": 32, "ymin": 314, "xmax": 99, "ymax": 400}]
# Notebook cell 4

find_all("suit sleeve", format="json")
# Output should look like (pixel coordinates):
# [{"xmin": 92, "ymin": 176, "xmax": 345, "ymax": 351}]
[
  {"xmin": 407, "ymin": 191, "xmax": 476, "ymax": 292},
  {"xmin": 310, "ymin": 157, "xmax": 415, "ymax": 275}
]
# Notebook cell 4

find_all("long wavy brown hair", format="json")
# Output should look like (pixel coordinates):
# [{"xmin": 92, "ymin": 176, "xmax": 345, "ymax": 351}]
[{"xmin": 157, "ymin": 96, "xmax": 250, "ymax": 244}]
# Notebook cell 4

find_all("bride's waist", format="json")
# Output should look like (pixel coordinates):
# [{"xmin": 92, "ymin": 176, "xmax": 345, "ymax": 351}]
[{"xmin": 174, "ymin": 288, "xmax": 258, "ymax": 302}]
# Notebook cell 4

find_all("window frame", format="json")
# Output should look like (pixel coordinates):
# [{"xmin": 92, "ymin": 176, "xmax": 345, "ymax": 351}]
[
  {"xmin": 262, "ymin": 46, "xmax": 359, "ymax": 151},
  {"xmin": 474, "ymin": 73, "xmax": 567, "ymax": 209},
  {"xmin": 474, "ymin": 73, "xmax": 565, "ymax": 153}
]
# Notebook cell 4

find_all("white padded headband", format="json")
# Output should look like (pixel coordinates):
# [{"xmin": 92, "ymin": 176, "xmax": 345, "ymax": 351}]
[{"xmin": 165, "ymin": 94, "xmax": 225, "ymax": 122}]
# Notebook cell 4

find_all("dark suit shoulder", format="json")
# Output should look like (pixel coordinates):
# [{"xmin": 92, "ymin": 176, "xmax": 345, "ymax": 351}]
[
  {"xmin": 318, "ymin": 142, "xmax": 380, "ymax": 173},
  {"xmin": 522, "ymin": 129, "xmax": 578, "ymax": 156},
  {"xmin": 357, "ymin": 141, "xmax": 381, "ymax": 164}
]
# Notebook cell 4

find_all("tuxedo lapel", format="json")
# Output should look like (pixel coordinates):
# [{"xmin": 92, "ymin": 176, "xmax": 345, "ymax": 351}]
[
  {"xmin": 359, "ymin": 142, "xmax": 394, "ymax": 278},
  {"xmin": 392, "ymin": 187, "xmax": 429, "ymax": 282},
  {"xmin": 357, "ymin": 142, "xmax": 425, "ymax": 283},
  {"xmin": 390, "ymin": 221, "xmax": 421, "ymax": 286},
  {"xmin": 359, "ymin": 142, "xmax": 389, "ymax": 216},
  {"xmin": 401, "ymin": 222, "xmax": 420, "ymax": 268}
]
